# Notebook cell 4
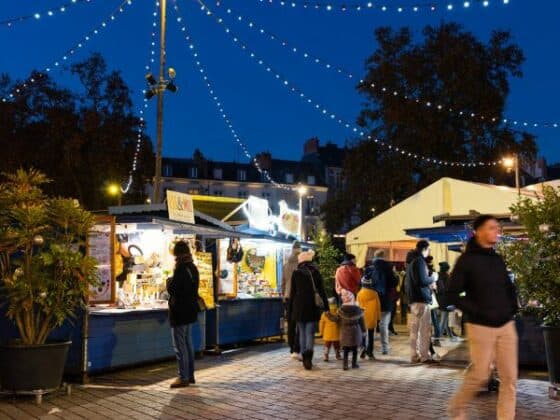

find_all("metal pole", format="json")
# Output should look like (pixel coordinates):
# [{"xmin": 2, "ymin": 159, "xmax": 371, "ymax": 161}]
[
  {"xmin": 298, "ymin": 194, "xmax": 303, "ymax": 240},
  {"xmin": 153, "ymin": 0, "xmax": 167, "ymax": 203},
  {"xmin": 515, "ymin": 153, "xmax": 520, "ymax": 197}
]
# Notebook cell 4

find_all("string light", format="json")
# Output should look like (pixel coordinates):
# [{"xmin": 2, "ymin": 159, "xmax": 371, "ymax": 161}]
[
  {"xmin": 1, "ymin": 0, "xmax": 95, "ymax": 28},
  {"xmin": 235, "ymin": 0, "xmax": 511, "ymax": 14},
  {"xmin": 172, "ymin": 0, "xmax": 293, "ymax": 190},
  {"xmin": 122, "ymin": 0, "xmax": 160, "ymax": 194},
  {"xmin": 1, "ymin": 0, "xmax": 136, "ymax": 104},
  {"xmin": 211, "ymin": 1, "xmax": 559, "ymax": 130},
  {"xmin": 197, "ymin": 0, "xmax": 504, "ymax": 168}
]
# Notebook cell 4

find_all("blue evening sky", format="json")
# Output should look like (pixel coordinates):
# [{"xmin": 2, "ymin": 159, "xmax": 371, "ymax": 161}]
[{"xmin": 2, "ymin": 0, "xmax": 559, "ymax": 165}]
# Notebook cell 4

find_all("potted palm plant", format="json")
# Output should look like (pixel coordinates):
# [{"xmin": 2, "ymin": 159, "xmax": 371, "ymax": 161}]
[
  {"xmin": 0, "ymin": 169, "xmax": 98, "ymax": 394},
  {"xmin": 506, "ymin": 186, "xmax": 560, "ymax": 398}
]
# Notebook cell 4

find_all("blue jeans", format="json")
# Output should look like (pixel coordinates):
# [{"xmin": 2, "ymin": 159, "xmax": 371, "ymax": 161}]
[
  {"xmin": 440, "ymin": 311, "xmax": 454, "ymax": 337},
  {"xmin": 171, "ymin": 323, "xmax": 194, "ymax": 380},
  {"xmin": 379, "ymin": 311, "xmax": 392, "ymax": 353},
  {"xmin": 298, "ymin": 321, "xmax": 316, "ymax": 353},
  {"xmin": 431, "ymin": 308, "xmax": 442, "ymax": 338}
]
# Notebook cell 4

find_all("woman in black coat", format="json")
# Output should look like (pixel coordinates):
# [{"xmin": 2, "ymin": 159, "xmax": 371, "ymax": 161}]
[
  {"xmin": 289, "ymin": 250, "xmax": 329, "ymax": 370},
  {"xmin": 167, "ymin": 241, "xmax": 199, "ymax": 388}
]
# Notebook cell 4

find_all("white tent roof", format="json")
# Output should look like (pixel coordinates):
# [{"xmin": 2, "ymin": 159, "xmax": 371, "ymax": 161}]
[{"xmin": 346, "ymin": 177, "xmax": 541, "ymax": 247}]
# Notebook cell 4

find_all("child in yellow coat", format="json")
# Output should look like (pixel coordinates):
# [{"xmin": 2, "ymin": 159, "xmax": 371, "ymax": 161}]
[
  {"xmin": 319, "ymin": 298, "xmax": 341, "ymax": 362},
  {"xmin": 357, "ymin": 278, "xmax": 382, "ymax": 360}
]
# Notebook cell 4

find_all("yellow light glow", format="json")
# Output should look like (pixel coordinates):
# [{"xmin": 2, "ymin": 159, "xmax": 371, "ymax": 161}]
[
  {"xmin": 107, "ymin": 184, "xmax": 120, "ymax": 196},
  {"xmin": 297, "ymin": 185, "xmax": 308, "ymax": 196},
  {"xmin": 502, "ymin": 157, "xmax": 515, "ymax": 168}
]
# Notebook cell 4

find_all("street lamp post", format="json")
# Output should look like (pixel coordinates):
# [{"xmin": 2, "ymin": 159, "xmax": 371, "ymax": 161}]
[
  {"xmin": 153, "ymin": 0, "xmax": 167, "ymax": 204},
  {"xmin": 297, "ymin": 185, "xmax": 308, "ymax": 241},
  {"xmin": 503, "ymin": 154, "xmax": 520, "ymax": 197}
]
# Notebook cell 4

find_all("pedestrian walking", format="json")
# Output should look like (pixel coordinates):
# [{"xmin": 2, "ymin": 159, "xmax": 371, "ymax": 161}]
[
  {"xmin": 335, "ymin": 253, "xmax": 362, "ymax": 297},
  {"xmin": 436, "ymin": 261, "xmax": 458, "ymax": 341},
  {"xmin": 289, "ymin": 250, "xmax": 329, "ymax": 370},
  {"xmin": 405, "ymin": 240, "xmax": 438, "ymax": 364},
  {"xmin": 282, "ymin": 240, "xmax": 302, "ymax": 359},
  {"xmin": 356, "ymin": 273, "xmax": 381, "ymax": 360},
  {"xmin": 329, "ymin": 289, "xmax": 366, "ymax": 370},
  {"xmin": 447, "ymin": 215, "xmax": 519, "ymax": 420},
  {"xmin": 167, "ymin": 241, "xmax": 200, "ymax": 388},
  {"xmin": 319, "ymin": 298, "xmax": 341, "ymax": 362}
]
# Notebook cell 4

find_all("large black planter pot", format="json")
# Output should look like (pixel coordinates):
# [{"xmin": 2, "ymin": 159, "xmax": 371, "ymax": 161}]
[
  {"xmin": 543, "ymin": 326, "xmax": 560, "ymax": 385},
  {"xmin": 0, "ymin": 341, "xmax": 71, "ymax": 392}
]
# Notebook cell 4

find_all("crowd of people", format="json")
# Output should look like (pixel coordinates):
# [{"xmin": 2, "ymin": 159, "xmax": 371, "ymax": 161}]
[{"xmin": 165, "ymin": 215, "xmax": 520, "ymax": 419}]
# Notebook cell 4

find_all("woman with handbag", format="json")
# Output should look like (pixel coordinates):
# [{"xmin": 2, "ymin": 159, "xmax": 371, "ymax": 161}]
[
  {"xmin": 289, "ymin": 250, "xmax": 329, "ymax": 370},
  {"xmin": 167, "ymin": 241, "xmax": 200, "ymax": 388}
]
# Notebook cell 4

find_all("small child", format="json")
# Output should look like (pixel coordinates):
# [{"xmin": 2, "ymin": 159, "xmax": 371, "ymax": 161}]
[
  {"xmin": 319, "ymin": 297, "xmax": 341, "ymax": 362},
  {"xmin": 328, "ymin": 289, "xmax": 366, "ymax": 370}
]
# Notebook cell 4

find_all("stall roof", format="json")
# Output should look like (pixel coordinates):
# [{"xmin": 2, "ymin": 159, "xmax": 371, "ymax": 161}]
[{"xmin": 404, "ymin": 225, "xmax": 470, "ymax": 244}]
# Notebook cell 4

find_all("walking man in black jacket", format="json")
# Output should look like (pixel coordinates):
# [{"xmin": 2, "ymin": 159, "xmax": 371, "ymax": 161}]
[{"xmin": 447, "ymin": 215, "xmax": 519, "ymax": 420}]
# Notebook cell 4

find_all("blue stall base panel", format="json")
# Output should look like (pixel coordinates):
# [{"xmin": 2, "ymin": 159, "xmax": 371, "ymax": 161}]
[
  {"xmin": 217, "ymin": 298, "xmax": 283, "ymax": 346},
  {"xmin": 87, "ymin": 309, "xmax": 205, "ymax": 373}
]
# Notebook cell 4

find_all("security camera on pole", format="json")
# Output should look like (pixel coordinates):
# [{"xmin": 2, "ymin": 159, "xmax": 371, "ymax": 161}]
[{"xmin": 145, "ymin": 0, "xmax": 179, "ymax": 204}]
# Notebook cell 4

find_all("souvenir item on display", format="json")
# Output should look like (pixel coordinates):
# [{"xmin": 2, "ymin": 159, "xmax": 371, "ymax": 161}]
[
  {"xmin": 226, "ymin": 237, "xmax": 243, "ymax": 263},
  {"xmin": 244, "ymin": 248, "xmax": 266, "ymax": 273}
]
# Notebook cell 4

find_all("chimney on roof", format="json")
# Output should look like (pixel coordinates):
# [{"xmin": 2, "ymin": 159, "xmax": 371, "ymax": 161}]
[
  {"xmin": 304, "ymin": 137, "xmax": 319, "ymax": 156},
  {"xmin": 256, "ymin": 152, "xmax": 272, "ymax": 171}
]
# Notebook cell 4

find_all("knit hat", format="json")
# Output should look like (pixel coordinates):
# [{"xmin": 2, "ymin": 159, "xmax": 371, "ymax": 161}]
[
  {"xmin": 343, "ymin": 253, "xmax": 356, "ymax": 263},
  {"xmin": 298, "ymin": 249, "xmax": 315, "ymax": 264},
  {"xmin": 341, "ymin": 289, "xmax": 355, "ymax": 304},
  {"xmin": 439, "ymin": 261, "xmax": 451, "ymax": 272},
  {"xmin": 292, "ymin": 240, "xmax": 302, "ymax": 250}
]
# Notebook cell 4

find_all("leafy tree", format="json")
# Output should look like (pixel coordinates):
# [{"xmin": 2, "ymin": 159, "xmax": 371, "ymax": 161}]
[
  {"xmin": 313, "ymin": 231, "xmax": 342, "ymax": 297},
  {"xmin": 324, "ymin": 23, "xmax": 537, "ymax": 233},
  {"xmin": 0, "ymin": 53, "xmax": 154, "ymax": 210},
  {"xmin": 0, "ymin": 169, "xmax": 98, "ymax": 344},
  {"xmin": 504, "ymin": 187, "xmax": 560, "ymax": 326}
]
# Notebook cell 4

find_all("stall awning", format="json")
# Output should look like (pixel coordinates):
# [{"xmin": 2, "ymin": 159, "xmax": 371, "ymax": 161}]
[
  {"xmin": 150, "ymin": 217, "xmax": 252, "ymax": 239},
  {"xmin": 404, "ymin": 225, "xmax": 471, "ymax": 244}
]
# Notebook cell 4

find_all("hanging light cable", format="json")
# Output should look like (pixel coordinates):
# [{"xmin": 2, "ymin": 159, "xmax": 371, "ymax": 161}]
[
  {"xmin": 211, "ymin": 1, "xmax": 558, "ymax": 130},
  {"xmin": 1, "ymin": 0, "xmax": 136, "ymax": 103},
  {"xmin": 122, "ymin": 0, "xmax": 161, "ymax": 194},
  {"xmin": 172, "ymin": 0, "xmax": 293, "ymax": 190},
  {"xmin": 195, "ymin": 0, "xmax": 503, "ymax": 167},
  {"xmin": 1, "ymin": 0, "xmax": 97, "ymax": 28}
]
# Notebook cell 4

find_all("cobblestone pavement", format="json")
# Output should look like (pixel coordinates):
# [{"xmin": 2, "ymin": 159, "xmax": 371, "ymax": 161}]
[{"xmin": 1, "ymin": 327, "xmax": 559, "ymax": 419}]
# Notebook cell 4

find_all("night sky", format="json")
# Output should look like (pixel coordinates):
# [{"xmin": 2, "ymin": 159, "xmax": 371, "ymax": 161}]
[{"xmin": 2, "ymin": 0, "xmax": 559, "ymax": 165}]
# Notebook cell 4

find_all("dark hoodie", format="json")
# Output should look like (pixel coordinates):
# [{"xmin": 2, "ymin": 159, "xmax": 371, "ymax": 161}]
[
  {"xmin": 405, "ymin": 250, "xmax": 433, "ymax": 304},
  {"xmin": 446, "ymin": 237, "xmax": 518, "ymax": 328}
]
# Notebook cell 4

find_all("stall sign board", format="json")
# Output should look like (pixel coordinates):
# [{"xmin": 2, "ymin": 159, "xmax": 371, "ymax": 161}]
[
  {"xmin": 87, "ymin": 216, "xmax": 116, "ymax": 303},
  {"xmin": 167, "ymin": 190, "xmax": 195, "ymax": 224},
  {"xmin": 195, "ymin": 252, "xmax": 215, "ymax": 309}
]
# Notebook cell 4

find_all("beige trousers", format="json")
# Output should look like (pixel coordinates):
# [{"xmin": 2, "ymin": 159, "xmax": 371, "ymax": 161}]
[
  {"xmin": 449, "ymin": 321, "xmax": 518, "ymax": 420},
  {"xmin": 409, "ymin": 302, "xmax": 432, "ymax": 361}
]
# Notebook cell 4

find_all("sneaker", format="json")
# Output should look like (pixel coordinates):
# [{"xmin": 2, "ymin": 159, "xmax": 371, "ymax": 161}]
[
  {"xmin": 382, "ymin": 350, "xmax": 389, "ymax": 355},
  {"xmin": 170, "ymin": 378, "xmax": 189, "ymax": 388},
  {"xmin": 433, "ymin": 339, "xmax": 442, "ymax": 347},
  {"xmin": 290, "ymin": 352, "xmax": 300, "ymax": 360},
  {"xmin": 389, "ymin": 330, "xmax": 398, "ymax": 336}
]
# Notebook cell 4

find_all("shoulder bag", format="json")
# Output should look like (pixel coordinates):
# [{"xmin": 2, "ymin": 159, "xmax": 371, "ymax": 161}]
[{"xmin": 305, "ymin": 268, "xmax": 325, "ymax": 310}]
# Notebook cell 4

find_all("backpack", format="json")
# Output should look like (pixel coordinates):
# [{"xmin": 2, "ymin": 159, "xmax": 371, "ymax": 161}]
[{"xmin": 363, "ymin": 263, "xmax": 386, "ymax": 297}]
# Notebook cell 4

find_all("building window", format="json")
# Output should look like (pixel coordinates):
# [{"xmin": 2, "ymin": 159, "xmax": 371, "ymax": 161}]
[
  {"xmin": 213, "ymin": 168, "xmax": 223, "ymax": 180},
  {"xmin": 187, "ymin": 188, "xmax": 200, "ymax": 195},
  {"xmin": 214, "ymin": 190, "xmax": 223, "ymax": 196},
  {"xmin": 238, "ymin": 190, "xmax": 248, "ymax": 199},
  {"xmin": 285, "ymin": 173, "xmax": 294, "ymax": 183},
  {"xmin": 307, "ymin": 175, "xmax": 316, "ymax": 185},
  {"xmin": 163, "ymin": 164, "xmax": 173, "ymax": 177},
  {"xmin": 189, "ymin": 167, "xmax": 198, "ymax": 179},
  {"xmin": 237, "ymin": 169, "xmax": 247, "ymax": 182}
]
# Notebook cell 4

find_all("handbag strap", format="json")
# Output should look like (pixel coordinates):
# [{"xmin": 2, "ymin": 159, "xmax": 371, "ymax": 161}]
[{"xmin": 305, "ymin": 268, "xmax": 318, "ymax": 293}]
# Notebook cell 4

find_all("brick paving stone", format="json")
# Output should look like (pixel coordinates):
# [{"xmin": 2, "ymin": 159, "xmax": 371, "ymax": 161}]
[{"xmin": 2, "ymin": 325, "xmax": 560, "ymax": 419}]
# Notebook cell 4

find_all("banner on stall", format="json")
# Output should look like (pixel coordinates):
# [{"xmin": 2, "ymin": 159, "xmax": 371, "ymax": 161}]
[
  {"xmin": 167, "ymin": 190, "xmax": 195, "ymax": 224},
  {"xmin": 195, "ymin": 251, "xmax": 215, "ymax": 309}
]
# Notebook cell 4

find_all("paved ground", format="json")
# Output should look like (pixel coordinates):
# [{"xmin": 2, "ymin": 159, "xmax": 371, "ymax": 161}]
[{"xmin": 1, "ymin": 327, "xmax": 559, "ymax": 419}]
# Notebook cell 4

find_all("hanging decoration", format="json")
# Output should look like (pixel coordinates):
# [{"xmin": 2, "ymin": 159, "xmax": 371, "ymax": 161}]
[
  {"xmin": 122, "ymin": 0, "xmax": 160, "ymax": 194},
  {"xmin": 235, "ymin": 0, "xmax": 511, "ymax": 14},
  {"xmin": 172, "ymin": 0, "xmax": 294, "ymax": 189},
  {"xmin": 1, "ymin": 0, "xmax": 96, "ymax": 28},
  {"xmin": 212, "ymin": 1, "xmax": 559, "ymax": 130},
  {"xmin": 1, "ymin": 0, "xmax": 136, "ymax": 104},
  {"xmin": 196, "ymin": 0, "xmax": 504, "ymax": 167}
]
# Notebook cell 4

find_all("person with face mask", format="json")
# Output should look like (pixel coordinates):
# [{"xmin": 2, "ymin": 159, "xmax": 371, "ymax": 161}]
[
  {"xmin": 447, "ymin": 215, "xmax": 519, "ymax": 420},
  {"xmin": 405, "ymin": 240, "xmax": 437, "ymax": 364}
]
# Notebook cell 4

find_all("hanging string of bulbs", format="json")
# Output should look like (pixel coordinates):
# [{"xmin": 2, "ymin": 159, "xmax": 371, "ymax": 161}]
[
  {"xmin": 0, "ymin": 0, "xmax": 96, "ymax": 28},
  {"xmin": 196, "ymin": 0, "xmax": 505, "ymax": 167},
  {"xmin": 238, "ymin": 0, "xmax": 511, "ymax": 14},
  {"xmin": 172, "ymin": 0, "xmax": 293, "ymax": 190},
  {"xmin": 122, "ymin": 0, "xmax": 161, "ymax": 194},
  {"xmin": 1, "ymin": 0, "xmax": 136, "ymax": 104},
  {"xmin": 211, "ymin": 1, "xmax": 559, "ymax": 130}
]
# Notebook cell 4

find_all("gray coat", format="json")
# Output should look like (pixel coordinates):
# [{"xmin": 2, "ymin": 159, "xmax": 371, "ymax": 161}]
[
  {"xmin": 281, "ymin": 252, "xmax": 299, "ymax": 300},
  {"xmin": 328, "ymin": 305, "xmax": 366, "ymax": 347}
]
